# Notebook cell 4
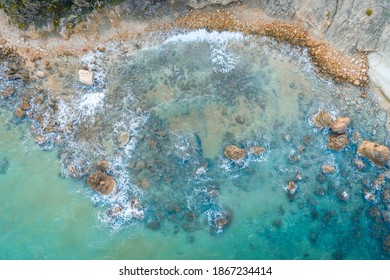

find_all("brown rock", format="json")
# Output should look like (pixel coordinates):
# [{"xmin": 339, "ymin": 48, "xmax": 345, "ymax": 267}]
[
  {"xmin": 224, "ymin": 145, "xmax": 245, "ymax": 161},
  {"xmin": 354, "ymin": 159, "xmax": 366, "ymax": 170},
  {"xmin": 327, "ymin": 133, "xmax": 349, "ymax": 151},
  {"xmin": 363, "ymin": 189, "xmax": 376, "ymax": 202},
  {"xmin": 358, "ymin": 141, "xmax": 390, "ymax": 167},
  {"xmin": 286, "ymin": 181, "xmax": 297, "ymax": 194},
  {"xmin": 34, "ymin": 135, "xmax": 46, "ymax": 145},
  {"xmin": 211, "ymin": 208, "xmax": 232, "ymax": 233},
  {"xmin": 1, "ymin": 87, "xmax": 14, "ymax": 99},
  {"xmin": 138, "ymin": 177, "xmax": 151, "ymax": 189},
  {"xmin": 20, "ymin": 98, "xmax": 30, "ymax": 110},
  {"xmin": 322, "ymin": 164, "xmax": 335, "ymax": 174},
  {"xmin": 373, "ymin": 174, "xmax": 385, "ymax": 190},
  {"xmin": 155, "ymin": 130, "xmax": 167, "ymax": 137},
  {"xmin": 97, "ymin": 46, "xmax": 106, "ymax": 52},
  {"xmin": 87, "ymin": 171, "xmax": 116, "ymax": 195},
  {"xmin": 250, "ymin": 147, "xmax": 265, "ymax": 156},
  {"xmin": 96, "ymin": 160, "xmax": 109, "ymax": 172},
  {"xmin": 330, "ymin": 117, "xmax": 350, "ymax": 134},
  {"xmin": 117, "ymin": 131, "xmax": 130, "ymax": 148},
  {"xmin": 14, "ymin": 107, "xmax": 25, "ymax": 118},
  {"xmin": 135, "ymin": 161, "xmax": 146, "ymax": 172},
  {"xmin": 311, "ymin": 110, "xmax": 332, "ymax": 129}
]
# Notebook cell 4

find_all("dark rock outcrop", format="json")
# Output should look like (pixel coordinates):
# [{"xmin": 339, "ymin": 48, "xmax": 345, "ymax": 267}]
[{"xmin": 87, "ymin": 171, "xmax": 116, "ymax": 195}]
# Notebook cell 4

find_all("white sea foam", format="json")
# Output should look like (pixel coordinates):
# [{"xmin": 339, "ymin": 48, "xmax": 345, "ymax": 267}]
[
  {"xmin": 164, "ymin": 29, "xmax": 244, "ymax": 45},
  {"xmin": 78, "ymin": 91, "xmax": 105, "ymax": 116},
  {"xmin": 165, "ymin": 29, "xmax": 243, "ymax": 74}
]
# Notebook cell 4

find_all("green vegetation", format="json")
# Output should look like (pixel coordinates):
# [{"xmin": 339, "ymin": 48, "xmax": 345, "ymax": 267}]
[
  {"xmin": 0, "ymin": 0, "xmax": 125, "ymax": 29},
  {"xmin": 366, "ymin": 9, "xmax": 373, "ymax": 16}
]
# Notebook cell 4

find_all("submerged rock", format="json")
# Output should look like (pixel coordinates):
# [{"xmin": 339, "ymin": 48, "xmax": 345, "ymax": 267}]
[
  {"xmin": 286, "ymin": 181, "xmax": 297, "ymax": 195},
  {"xmin": 322, "ymin": 164, "xmax": 335, "ymax": 174},
  {"xmin": 146, "ymin": 220, "xmax": 160, "ymax": 230},
  {"xmin": 138, "ymin": 177, "xmax": 151, "ymax": 189},
  {"xmin": 354, "ymin": 158, "xmax": 366, "ymax": 170},
  {"xmin": 0, "ymin": 158, "xmax": 10, "ymax": 174},
  {"xmin": 382, "ymin": 188, "xmax": 390, "ymax": 204},
  {"xmin": 96, "ymin": 160, "xmax": 109, "ymax": 172},
  {"xmin": 87, "ymin": 171, "xmax": 116, "ymax": 195},
  {"xmin": 337, "ymin": 190, "xmax": 350, "ymax": 202},
  {"xmin": 210, "ymin": 208, "xmax": 233, "ymax": 233},
  {"xmin": 135, "ymin": 161, "xmax": 146, "ymax": 172},
  {"xmin": 373, "ymin": 174, "xmax": 385, "ymax": 190},
  {"xmin": 20, "ymin": 98, "xmax": 30, "ymax": 110},
  {"xmin": 1, "ymin": 87, "xmax": 14, "ymax": 99},
  {"xmin": 357, "ymin": 141, "xmax": 390, "ymax": 167},
  {"xmin": 327, "ymin": 133, "xmax": 349, "ymax": 151},
  {"xmin": 224, "ymin": 145, "xmax": 245, "ymax": 161},
  {"xmin": 250, "ymin": 146, "xmax": 265, "ymax": 156},
  {"xmin": 78, "ymin": 69, "xmax": 94, "ymax": 86},
  {"xmin": 383, "ymin": 234, "xmax": 390, "ymax": 253},
  {"xmin": 311, "ymin": 111, "xmax": 332, "ymax": 129},
  {"xmin": 117, "ymin": 131, "xmax": 130, "ymax": 148},
  {"xmin": 363, "ymin": 189, "xmax": 376, "ymax": 203},
  {"xmin": 330, "ymin": 117, "xmax": 350, "ymax": 134}
]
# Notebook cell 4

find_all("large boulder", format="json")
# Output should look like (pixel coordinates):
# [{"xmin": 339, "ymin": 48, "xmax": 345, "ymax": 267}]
[
  {"xmin": 330, "ymin": 117, "xmax": 350, "ymax": 134},
  {"xmin": 224, "ymin": 145, "xmax": 245, "ymax": 161},
  {"xmin": 358, "ymin": 141, "xmax": 390, "ymax": 167},
  {"xmin": 311, "ymin": 111, "xmax": 333, "ymax": 129},
  {"xmin": 87, "ymin": 171, "xmax": 116, "ymax": 195},
  {"xmin": 327, "ymin": 133, "xmax": 349, "ymax": 150}
]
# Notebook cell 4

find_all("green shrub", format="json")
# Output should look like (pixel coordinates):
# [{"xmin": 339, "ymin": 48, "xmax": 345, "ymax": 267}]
[{"xmin": 366, "ymin": 9, "xmax": 373, "ymax": 16}]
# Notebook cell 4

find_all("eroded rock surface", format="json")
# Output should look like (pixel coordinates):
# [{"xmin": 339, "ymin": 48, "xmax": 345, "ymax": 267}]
[
  {"xmin": 87, "ymin": 171, "xmax": 116, "ymax": 195},
  {"xmin": 224, "ymin": 145, "xmax": 245, "ymax": 161},
  {"xmin": 358, "ymin": 141, "xmax": 390, "ymax": 167}
]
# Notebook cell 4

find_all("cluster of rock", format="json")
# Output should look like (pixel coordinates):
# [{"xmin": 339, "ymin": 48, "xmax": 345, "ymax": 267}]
[
  {"xmin": 311, "ymin": 110, "xmax": 390, "ymax": 166},
  {"xmin": 87, "ymin": 161, "xmax": 116, "ymax": 195},
  {"xmin": 311, "ymin": 111, "xmax": 351, "ymax": 151},
  {"xmin": 224, "ymin": 145, "xmax": 265, "ymax": 162}
]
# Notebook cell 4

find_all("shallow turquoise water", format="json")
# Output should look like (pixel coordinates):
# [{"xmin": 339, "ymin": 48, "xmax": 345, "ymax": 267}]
[{"xmin": 0, "ymin": 30, "xmax": 389, "ymax": 259}]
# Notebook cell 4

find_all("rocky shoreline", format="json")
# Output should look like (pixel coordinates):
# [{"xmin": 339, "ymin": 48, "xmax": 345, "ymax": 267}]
[{"xmin": 1, "ymin": 0, "xmax": 390, "ymax": 253}]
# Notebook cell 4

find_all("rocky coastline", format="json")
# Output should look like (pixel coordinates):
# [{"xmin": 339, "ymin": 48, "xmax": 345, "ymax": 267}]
[{"xmin": 1, "ymin": 0, "xmax": 390, "ymax": 255}]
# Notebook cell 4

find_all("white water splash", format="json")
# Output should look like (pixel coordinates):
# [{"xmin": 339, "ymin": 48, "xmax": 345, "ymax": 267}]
[{"xmin": 165, "ymin": 29, "xmax": 243, "ymax": 73}]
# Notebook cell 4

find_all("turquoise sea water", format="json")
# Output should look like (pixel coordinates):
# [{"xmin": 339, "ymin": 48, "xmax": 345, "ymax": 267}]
[{"xmin": 0, "ymin": 30, "xmax": 389, "ymax": 259}]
